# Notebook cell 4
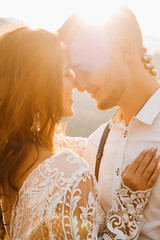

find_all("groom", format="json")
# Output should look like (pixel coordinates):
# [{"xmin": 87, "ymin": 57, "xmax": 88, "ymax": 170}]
[{"xmin": 58, "ymin": 6, "xmax": 160, "ymax": 240}]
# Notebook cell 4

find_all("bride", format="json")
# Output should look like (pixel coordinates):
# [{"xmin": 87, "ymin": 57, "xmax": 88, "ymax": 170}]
[{"xmin": 0, "ymin": 27, "xmax": 159, "ymax": 240}]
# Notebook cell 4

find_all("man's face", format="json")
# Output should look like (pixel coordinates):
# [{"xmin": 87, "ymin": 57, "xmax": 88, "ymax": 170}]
[
  {"xmin": 68, "ymin": 28, "xmax": 127, "ymax": 110},
  {"xmin": 73, "ymin": 60, "xmax": 127, "ymax": 110}
]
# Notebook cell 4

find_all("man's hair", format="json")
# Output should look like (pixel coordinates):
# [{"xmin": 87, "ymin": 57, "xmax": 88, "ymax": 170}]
[
  {"xmin": 106, "ymin": 6, "xmax": 143, "ymax": 54},
  {"xmin": 58, "ymin": 5, "xmax": 143, "ymax": 55}
]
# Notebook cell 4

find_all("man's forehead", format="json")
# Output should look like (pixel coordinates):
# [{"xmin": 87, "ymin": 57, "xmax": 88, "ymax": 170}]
[{"xmin": 68, "ymin": 27, "xmax": 112, "ymax": 72}]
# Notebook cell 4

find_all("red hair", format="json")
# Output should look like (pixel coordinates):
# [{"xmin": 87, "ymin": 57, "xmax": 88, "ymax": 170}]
[{"xmin": 0, "ymin": 27, "xmax": 63, "ymax": 196}]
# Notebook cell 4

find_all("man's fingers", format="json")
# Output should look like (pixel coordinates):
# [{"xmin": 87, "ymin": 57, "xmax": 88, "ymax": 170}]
[{"xmin": 147, "ymin": 167, "xmax": 160, "ymax": 189}]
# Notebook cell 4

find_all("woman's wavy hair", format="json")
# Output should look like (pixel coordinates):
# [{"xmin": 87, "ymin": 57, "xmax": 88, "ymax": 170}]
[{"xmin": 0, "ymin": 27, "xmax": 64, "ymax": 196}]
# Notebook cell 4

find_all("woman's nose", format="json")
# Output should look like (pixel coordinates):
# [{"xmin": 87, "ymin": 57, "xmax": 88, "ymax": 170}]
[{"xmin": 76, "ymin": 77, "xmax": 87, "ymax": 92}]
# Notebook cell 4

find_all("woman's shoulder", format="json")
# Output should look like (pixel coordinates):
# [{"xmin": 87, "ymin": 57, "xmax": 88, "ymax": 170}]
[
  {"xmin": 42, "ymin": 149, "xmax": 91, "ymax": 179},
  {"xmin": 54, "ymin": 134, "xmax": 88, "ymax": 159},
  {"xmin": 10, "ymin": 150, "xmax": 95, "ymax": 239},
  {"xmin": 52, "ymin": 149, "xmax": 89, "ymax": 167},
  {"xmin": 18, "ymin": 149, "xmax": 92, "ymax": 195}
]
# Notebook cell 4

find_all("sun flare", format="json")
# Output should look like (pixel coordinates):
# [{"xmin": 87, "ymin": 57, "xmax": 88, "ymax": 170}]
[{"xmin": 76, "ymin": 0, "xmax": 122, "ymax": 26}]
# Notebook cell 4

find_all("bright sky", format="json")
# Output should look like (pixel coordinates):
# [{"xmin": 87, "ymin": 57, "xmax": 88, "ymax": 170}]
[{"xmin": 0, "ymin": 0, "xmax": 160, "ymax": 39}]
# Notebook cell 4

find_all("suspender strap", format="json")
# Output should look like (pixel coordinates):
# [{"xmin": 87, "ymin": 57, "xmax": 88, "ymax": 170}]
[{"xmin": 95, "ymin": 122, "xmax": 110, "ymax": 182}]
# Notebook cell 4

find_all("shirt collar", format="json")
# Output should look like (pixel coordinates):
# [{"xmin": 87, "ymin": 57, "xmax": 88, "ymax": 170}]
[
  {"xmin": 110, "ymin": 88, "xmax": 160, "ymax": 126},
  {"xmin": 110, "ymin": 107, "xmax": 125, "ymax": 127},
  {"xmin": 135, "ymin": 88, "xmax": 160, "ymax": 125}
]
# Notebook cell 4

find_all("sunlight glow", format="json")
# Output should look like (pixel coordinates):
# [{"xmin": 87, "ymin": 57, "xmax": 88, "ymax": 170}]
[
  {"xmin": 77, "ymin": 0, "xmax": 122, "ymax": 26},
  {"xmin": 0, "ymin": 0, "xmax": 160, "ymax": 39}
]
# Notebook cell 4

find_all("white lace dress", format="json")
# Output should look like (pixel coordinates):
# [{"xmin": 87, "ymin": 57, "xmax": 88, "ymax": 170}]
[{"xmin": 10, "ymin": 150, "xmax": 151, "ymax": 240}]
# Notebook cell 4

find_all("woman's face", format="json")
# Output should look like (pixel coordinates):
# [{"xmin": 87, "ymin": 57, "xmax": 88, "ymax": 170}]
[{"xmin": 63, "ymin": 55, "xmax": 76, "ymax": 117}]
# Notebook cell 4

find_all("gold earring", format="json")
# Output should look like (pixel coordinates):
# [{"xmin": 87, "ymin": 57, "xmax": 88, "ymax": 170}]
[
  {"xmin": 31, "ymin": 112, "xmax": 41, "ymax": 140},
  {"xmin": 142, "ymin": 47, "xmax": 158, "ymax": 77}
]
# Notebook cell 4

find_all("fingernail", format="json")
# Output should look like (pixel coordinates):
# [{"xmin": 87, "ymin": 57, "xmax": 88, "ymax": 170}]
[
  {"xmin": 144, "ymin": 148, "xmax": 150, "ymax": 152},
  {"xmin": 151, "ymin": 147, "xmax": 157, "ymax": 151}
]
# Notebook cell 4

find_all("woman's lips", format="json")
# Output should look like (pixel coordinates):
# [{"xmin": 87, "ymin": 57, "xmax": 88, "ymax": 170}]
[
  {"xmin": 69, "ymin": 98, "xmax": 73, "ymax": 103},
  {"xmin": 88, "ymin": 88, "xmax": 99, "ymax": 98}
]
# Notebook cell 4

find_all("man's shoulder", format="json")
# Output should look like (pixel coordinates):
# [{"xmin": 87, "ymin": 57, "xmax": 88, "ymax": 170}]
[{"xmin": 88, "ymin": 122, "xmax": 109, "ymax": 146}]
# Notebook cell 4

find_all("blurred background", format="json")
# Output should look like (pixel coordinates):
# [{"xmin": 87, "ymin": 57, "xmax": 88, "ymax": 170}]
[{"xmin": 0, "ymin": 0, "xmax": 160, "ymax": 238}]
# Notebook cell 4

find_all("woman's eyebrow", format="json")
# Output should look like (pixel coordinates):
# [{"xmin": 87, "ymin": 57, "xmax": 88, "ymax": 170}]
[{"xmin": 63, "ymin": 65, "xmax": 71, "ymax": 72}]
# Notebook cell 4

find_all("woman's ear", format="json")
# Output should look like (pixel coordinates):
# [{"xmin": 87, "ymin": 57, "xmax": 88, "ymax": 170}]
[{"xmin": 118, "ymin": 38, "xmax": 132, "ymax": 61}]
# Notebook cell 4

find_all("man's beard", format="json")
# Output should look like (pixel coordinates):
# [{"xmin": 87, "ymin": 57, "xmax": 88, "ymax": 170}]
[
  {"xmin": 97, "ymin": 98, "xmax": 117, "ymax": 110},
  {"xmin": 96, "ymin": 89, "xmax": 124, "ymax": 110}
]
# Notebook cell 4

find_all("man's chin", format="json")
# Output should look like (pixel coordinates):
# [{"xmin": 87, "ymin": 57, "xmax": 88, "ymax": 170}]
[{"xmin": 96, "ymin": 100, "xmax": 115, "ymax": 111}]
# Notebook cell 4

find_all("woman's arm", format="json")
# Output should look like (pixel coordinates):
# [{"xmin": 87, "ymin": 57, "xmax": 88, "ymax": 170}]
[
  {"xmin": 100, "ymin": 148, "xmax": 160, "ymax": 239},
  {"xmin": 63, "ymin": 169, "xmax": 151, "ymax": 240},
  {"xmin": 65, "ymin": 149, "xmax": 160, "ymax": 239},
  {"xmin": 35, "ymin": 149, "xmax": 159, "ymax": 239}
]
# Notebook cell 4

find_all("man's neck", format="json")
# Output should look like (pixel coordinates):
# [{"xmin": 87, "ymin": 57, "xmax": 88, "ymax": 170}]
[{"xmin": 117, "ymin": 78, "xmax": 160, "ymax": 126}]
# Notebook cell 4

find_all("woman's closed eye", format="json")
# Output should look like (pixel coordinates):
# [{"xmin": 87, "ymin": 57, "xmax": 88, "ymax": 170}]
[{"xmin": 65, "ymin": 69, "xmax": 76, "ymax": 82}]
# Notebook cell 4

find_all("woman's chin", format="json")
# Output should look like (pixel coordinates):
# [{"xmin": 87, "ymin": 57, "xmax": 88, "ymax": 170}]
[{"xmin": 63, "ymin": 108, "xmax": 75, "ymax": 118}]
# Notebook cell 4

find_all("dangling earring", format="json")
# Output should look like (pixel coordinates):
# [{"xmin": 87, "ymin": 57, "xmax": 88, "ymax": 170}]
[
  {"xmin": 142, "ymin": 47, "xmax": 158, "ymax": 77},
  {"xmin": 31, "ymin": 112, "xmax": 41, "ymax": 140}
]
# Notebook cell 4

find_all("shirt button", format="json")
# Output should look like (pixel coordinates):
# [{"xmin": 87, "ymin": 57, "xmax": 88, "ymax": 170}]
[
  {"xmin": 124, "ymin": 130, "xmax": 128, "ymax": 137},
  {"xmin": 116, "ymin": 168, "xmax": 120, "ymax": 176}
]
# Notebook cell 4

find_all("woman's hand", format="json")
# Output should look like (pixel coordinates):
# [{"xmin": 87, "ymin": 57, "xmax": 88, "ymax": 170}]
[{"xmin": 122, "ymin": 148, "xmax": 160, "ymax": 191}]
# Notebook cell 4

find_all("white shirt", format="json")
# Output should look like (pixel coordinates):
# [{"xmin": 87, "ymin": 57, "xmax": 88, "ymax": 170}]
[{"xmin": 87, "ymin": 88, "xmax": 160, "ymax": 240}]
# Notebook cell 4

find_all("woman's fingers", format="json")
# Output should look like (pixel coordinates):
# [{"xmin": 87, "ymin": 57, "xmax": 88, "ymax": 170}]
[
  {"xmin": 135, "ymin": 148, "xmax": 157, "ymax": 175},
  {"xmin": 122, "ymin": 164, "xmax": 130, "ymax": 176},
  {"xmin": 142, "ymin": 154, "xmax": 160, "ymax": 181},
  {"xmin": 128, "ymin": 150, "xmax": 148, "ymax": 173},
  {"xmin": 147, "ymin": 167, "xmax": 160, "ymax": 189},
  {"xmin": 121, "ymin": 151, "xmax": 148, "ymax": 190},
  {"xmin": 121, "ymin": 149, "xmax": 160, "ymax": 191}
]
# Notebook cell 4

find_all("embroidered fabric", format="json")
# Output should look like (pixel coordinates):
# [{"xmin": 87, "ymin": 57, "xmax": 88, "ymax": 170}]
[
  {"xmin": 10, "ymin": 150, "xmax": 151, "ymax": 240},
  {"xmin": 54, "ymin": 135, "xmax": 87, "ymax": 159},
  {"xmin": 100, "ymin": 181, "xmax": 151, "ymax": 240}
]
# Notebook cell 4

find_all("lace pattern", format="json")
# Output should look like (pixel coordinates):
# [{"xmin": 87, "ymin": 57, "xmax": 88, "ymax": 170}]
[
  {"xmin": 54, "ymin": 135, "xmax": 88, "ymax": 159},
  {"xmin": 9, "ymin": 150, "xmax": 151, "ymax": 240},
  {"xmin": 100, "ymin": 180, "xmax": 151, "ymax": 240}
]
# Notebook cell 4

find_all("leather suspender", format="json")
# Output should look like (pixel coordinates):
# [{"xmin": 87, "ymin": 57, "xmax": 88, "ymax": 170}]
[{"xmin": 95, "ymin": 122, "xmax": 110, "ymax": 182}]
